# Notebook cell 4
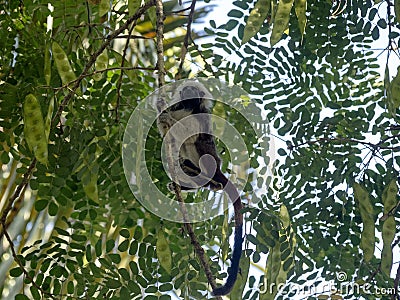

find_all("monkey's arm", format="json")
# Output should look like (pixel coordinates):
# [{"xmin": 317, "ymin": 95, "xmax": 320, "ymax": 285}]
[
  {"xmin": 193, "ymin": 134, "xmax": 225, "ymax": 190},
  {"xmin": 157, "ymin": 111, "xmax": 175, "ymax": 137}
]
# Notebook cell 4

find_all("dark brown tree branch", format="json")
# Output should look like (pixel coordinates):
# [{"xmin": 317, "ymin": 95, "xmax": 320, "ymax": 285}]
[{"xmin": 155, "ymin": 1, "xmax": 220, "ymax": 295}]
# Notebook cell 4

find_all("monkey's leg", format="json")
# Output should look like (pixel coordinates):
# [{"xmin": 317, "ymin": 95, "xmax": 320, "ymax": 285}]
[{"xmin": 167, "ymin": 159, "xmax": 202, "ymax": 191}]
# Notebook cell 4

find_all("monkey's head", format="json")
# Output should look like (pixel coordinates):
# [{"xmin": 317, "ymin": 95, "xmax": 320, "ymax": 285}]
[
  {"xmin": 180, "ymin": 85, "xmax": 206, "ymax": 101},
  {"xmin": 171, "ymin": 81, "xmax": 213, "ymax": 113}
]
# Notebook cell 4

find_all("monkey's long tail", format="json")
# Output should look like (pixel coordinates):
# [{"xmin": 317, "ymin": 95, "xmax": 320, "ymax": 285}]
[{"xmin": 212, "ymin": 181, "xmax": 243, "ymax": 296}]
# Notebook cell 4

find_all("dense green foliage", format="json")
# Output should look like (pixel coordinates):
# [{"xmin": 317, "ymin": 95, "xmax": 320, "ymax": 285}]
[{"xmin": 0, "ymin": 0, "xmax": 399, "ymax": 299}]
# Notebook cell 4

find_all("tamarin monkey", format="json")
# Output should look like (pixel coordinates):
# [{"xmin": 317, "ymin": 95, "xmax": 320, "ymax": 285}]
[{"xmin": 156, "ymin": 81, "xmax": 244, "ymax": 296}]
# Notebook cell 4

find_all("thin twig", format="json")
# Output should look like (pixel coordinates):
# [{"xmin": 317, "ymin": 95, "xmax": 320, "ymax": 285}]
[
  {"xmin": 168, "ymin": 6, "xmax": 192, "ymax": 14},
  {"xmin": 105, "ymin": 34, "xmax": 152, "ymax": 39},
  {"xmin": 155, "ymin": 0, "xmax": 166, "ymax": 87},
  {"xmin": 191, "ymin": 40, "xmax": 219, "ymax": 77},
  {"xmin": 366, "ymin": 264, "xmax": 380, "ymax": 284},
  {"xmin": 181, "ymin": 216, "xmax": 219, "ymax": 293},
  {"xmin": 176, "ymin": 0, "xmax": 197, "ymax": 78}
]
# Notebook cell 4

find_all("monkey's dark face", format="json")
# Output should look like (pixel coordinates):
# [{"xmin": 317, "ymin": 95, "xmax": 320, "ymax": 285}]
[
  {"xmin": 169, "ymin": 86, "xmax": 207, "ymax": 114},
  {"xmin": 181, "ymin": 85, "xmax": 205, "ymax": 100}
]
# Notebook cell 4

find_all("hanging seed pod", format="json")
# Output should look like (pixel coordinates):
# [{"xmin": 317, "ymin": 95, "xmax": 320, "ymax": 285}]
[
  {"xmin": 390, "ymin": 66, "xmax": 400, "ymax": 111},
  {"xmin": 381, "ymin": 216, "xmax": 395, "ymax": 276},
  {"xmin": 395, "ymin": 0, "xmax": 400, "ymax": 24},
  {"xmin": 270, "ymin": 0, "xmax": 294, "ymax": 46},
  {"xmin": 353, "ymin": 183, "xmax": 375, "ymax": 262},
  {"xmin": 156, "ymin": 229, "xmax": 172, "ymax": 274},
  {"xmin": 93, "ymin": 49, "xmax": 108, "ymax": 81},
  {"xmin": 382, "ymin": 179, "xmax": 398, "ymax": 215},
  {"xmin": 23, "ymin": 94, "xmax": 48, "ymax": 165},
  {"xmin": 294, "ymin": 0, "xmax": 307, "ymax": 42},
  {"xmin": 242, "ymin": 0, "xmax": 271, "ymax": 45},
  {"xmin": 128, "ymin": 0, "xmax": 141, "ymax": 16},
  {"xmin": 99, "ymin": 0, "xmax": 109, "ymax": 17},
  {"xmin": 381, "ymin": 179, "xmax": 398, "ymax": 276},
  {"xmin": 52, "ymin": 41, "xmax": 81, "ymax": 95},
  {"xmin": 82, "ymin": 163, "xmax": 99, "ymax": 204}
]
